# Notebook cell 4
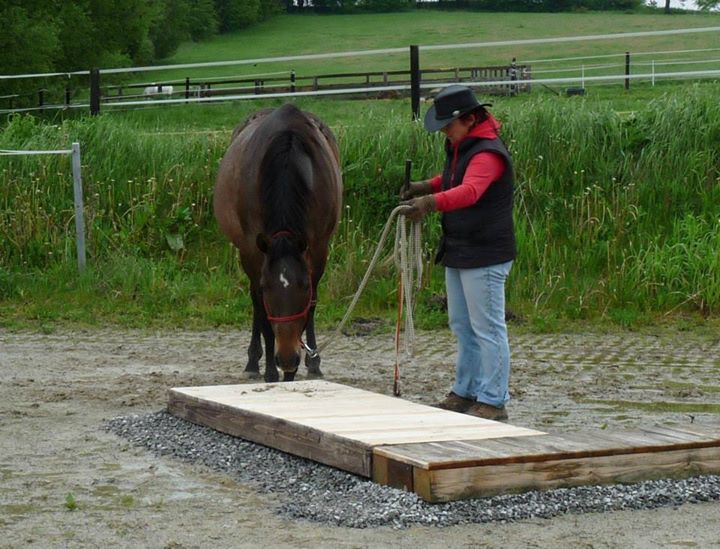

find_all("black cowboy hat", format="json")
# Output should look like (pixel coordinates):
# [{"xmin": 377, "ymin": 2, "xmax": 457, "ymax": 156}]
[{"xmin": 423, "ymin": 84, "xmax": 492, "ymax": 132}]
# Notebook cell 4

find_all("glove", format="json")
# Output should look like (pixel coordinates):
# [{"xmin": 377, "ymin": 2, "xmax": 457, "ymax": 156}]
[
  {"xmin": 399, "ymin": 195, "xmax": 436, "ymax": 222},
  {"xmin": 400, "ymin": 180, "xmax": 432, "ymax": 201}
]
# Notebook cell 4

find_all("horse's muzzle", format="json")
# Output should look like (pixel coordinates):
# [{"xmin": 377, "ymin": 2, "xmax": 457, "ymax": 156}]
[{"xmin": 274, "ymin": 352, "xmax": 301, "ymax": 374}]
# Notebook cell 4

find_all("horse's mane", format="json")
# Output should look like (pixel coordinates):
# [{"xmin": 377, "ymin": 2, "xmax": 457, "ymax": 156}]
[{"xmin": 258, "ymin": 110, "xmax": 314, "ymax": 243}]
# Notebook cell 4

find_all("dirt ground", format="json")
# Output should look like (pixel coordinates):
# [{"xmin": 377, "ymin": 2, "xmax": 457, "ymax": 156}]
[{"xmin": 1, "ymin": 326, "xmax": 719, "ymax": 548}]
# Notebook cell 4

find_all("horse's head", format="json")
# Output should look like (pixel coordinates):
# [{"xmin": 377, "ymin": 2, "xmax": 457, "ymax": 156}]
[{"xmin": 257, "ymin": 232, "xmax": 313, "ymax": 378}]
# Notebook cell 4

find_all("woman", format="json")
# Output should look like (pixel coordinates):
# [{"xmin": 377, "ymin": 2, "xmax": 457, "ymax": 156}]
[{"xmin": 400, "ymin": 84, "xmax": 516, "ymax": 421}]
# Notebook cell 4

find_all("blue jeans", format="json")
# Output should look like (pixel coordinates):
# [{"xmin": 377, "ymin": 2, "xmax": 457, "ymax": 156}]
[{"xmin": 445, "ymin": 261, "xmax": 513, "ymax": 408}]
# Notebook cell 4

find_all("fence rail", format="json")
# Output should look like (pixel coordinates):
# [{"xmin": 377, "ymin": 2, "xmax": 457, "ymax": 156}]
[
  {"xmin": 100, "ymin": 63, "xmax": 531, "ymax": 104},
  {"xmin": 1, "ymin": 24, "xmax": 719, "ymax": 115}
]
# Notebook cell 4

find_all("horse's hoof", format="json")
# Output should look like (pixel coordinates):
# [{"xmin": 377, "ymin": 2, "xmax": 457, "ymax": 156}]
[
  {"xmin": 264, "ymin": 371, "xmax": 280, "ymax": 383},
  {"xmin": 305, "ymin": 354, "xmax": 322, "ymax": 376},
  {"xmin": 242, "ymin": 370, "xmax": 261, "ymax": 380},
  {"xmin": 305, "ymin": 369, "xmax": 324, "ymax": 379}
]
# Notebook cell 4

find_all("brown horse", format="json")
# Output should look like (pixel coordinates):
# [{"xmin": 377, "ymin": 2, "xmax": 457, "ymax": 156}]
[{"xmin": 214, "ymin": 104, "xmax": 342, "ymax": 382}]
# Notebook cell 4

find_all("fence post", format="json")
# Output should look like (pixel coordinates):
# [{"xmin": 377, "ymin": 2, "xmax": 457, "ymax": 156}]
[
  {"xmin": 70, "ymin": 143, "xmax": 87, "ymax": 273},
  {"xmin": 290, "ymin": 70, "xmax": 296, "ymax": 93},
  {"xmin": 625, "ymin": 51, "xmax": 630, "ymax": 91},
  {"xmin": 509, "ymin": 57, "xmax": 518, "ymax": 96},
  {"xmin": 90, "ymin": 68, "xmax": 100, "ymax": 115},
  {"xmin": 410, "ymin": 45, "xmax": 420, "ymax": 121},
  {"xmin": 652, "ymin": 60, "xmax": 655, "ymax": 87},
  {"xmin": 185, "ymin": 77, "xmax": 190, "ymax": 101},
  {"xmin": 65, "ymin": 87, "xmax": 71, "ymax": 106}
]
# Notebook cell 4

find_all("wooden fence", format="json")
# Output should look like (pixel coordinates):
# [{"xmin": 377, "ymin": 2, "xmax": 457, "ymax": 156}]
[{"xmin": 100, "ymin": 63, "xmax": 531, "ymax": 104}]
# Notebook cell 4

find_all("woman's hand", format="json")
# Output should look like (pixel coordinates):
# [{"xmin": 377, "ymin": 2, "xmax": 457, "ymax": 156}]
[
  {"xmin": 400, "ymin": 180, "xmax": 432, "ymax": 201},
  {"xmin": 399, "ymin": 195, "xmax": 437, "ymax": 222}
]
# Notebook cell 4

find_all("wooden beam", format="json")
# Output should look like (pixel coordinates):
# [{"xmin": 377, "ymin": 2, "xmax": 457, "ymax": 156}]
[
  {"xmin": 418, "ymin": 446, "xmax": 720, "ymax": 502},
  {"xmin": 168, "ymin": 388, "xmax": 373, "ymax": 476}
]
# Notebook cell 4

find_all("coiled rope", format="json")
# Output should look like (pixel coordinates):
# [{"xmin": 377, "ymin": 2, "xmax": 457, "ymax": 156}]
[{"xmin": 316, "ymin": 205, "xmax": 423, "ymax": 364}]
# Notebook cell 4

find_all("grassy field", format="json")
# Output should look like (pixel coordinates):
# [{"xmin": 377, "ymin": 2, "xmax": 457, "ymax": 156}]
[
  {"xmin": 163, "ymin": 11, "xmax": 720, "ymax": 76},
  {"xmin": 90, "ymin": 9, "xmax": 720, "ymax": 104},
  {"xmin": 2, "ymin": 9, "xmax": 720, "ymax": 333}
]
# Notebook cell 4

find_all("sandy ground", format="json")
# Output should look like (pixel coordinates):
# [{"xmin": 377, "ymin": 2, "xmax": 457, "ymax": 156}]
[{"xmin": 1, "ymin": 326, "xmax": 719, "ymax": 548}]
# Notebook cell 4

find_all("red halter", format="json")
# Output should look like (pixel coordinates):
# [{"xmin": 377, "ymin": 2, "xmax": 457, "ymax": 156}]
[{"xmin": 262, "ymin": 231, "xmax": 314, "ymax": 324}]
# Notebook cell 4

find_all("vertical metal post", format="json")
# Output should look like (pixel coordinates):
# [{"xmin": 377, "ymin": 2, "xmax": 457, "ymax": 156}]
[
  {"xmin": 410, "ymin": 45, "xmax": 420, "ymax": 121},
  {"xmin": 71, "ymin": 143, "xmax": 87, "ymax": 273},
  {"xmin": 625, "ymin": 51, "xmax": 630, "ymax": 91},
  {"xmin": 65, "ymin": 87, "xmax": 71, "ymax": 106},
  {"xmin": 90, "ymin": 68, "xmax": 100, "ymax": 115},
  {"xmin": 652, "ymin": 60, "xmax": 655, "ymax": 87},
  {"xmin": 290, "ymin": 70, "xmax": 296, "ymax": 93}
]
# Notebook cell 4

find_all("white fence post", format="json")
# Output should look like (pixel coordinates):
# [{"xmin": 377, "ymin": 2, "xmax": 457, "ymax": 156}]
[
  {"xmin": 1, "ymin": 145, "xmax": 88, "ymax": 273},
  {"xmin": 70, "ymin": 142, "xmax": 87, "ymax": 273},
  {"xmin": 652, "ymin": 60, "xmax": 656, "ymax": 86}
]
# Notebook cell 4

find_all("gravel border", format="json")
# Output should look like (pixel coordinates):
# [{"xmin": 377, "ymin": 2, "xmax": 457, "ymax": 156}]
[{"xmin": 105, "ymin": 411, "xmax": 720, "ymax": 529}]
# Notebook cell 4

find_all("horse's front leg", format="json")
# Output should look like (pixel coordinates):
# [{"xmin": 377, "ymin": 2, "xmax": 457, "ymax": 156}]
[
  {"xmin": 244, "ymin": 311, "xmax": 263, "ymax": 379},
  {"xmin": 304, "ymin": 303, "xmax": 323, "ymax": 378},
  {"xmin": 261, "ymin": 318, "xmax": 279, "ymax": 383}
]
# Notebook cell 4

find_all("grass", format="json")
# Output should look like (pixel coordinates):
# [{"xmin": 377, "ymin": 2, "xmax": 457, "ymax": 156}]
[
  {"xmin": 161, "ymin": 11, "xmax": 720, "ymax": 78},
  {"xmin": 3, "ymin": 9, "xmax": 720, "ymax": 332},
  {"xmin": 83, "ymin": 10, "xmax": 720, "ymax": 107}
]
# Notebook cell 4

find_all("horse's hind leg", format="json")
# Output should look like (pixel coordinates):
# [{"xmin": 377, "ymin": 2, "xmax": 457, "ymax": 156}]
[{"xmin": 304, "ymin": 305, "xmax": 323, "ymax": 378}]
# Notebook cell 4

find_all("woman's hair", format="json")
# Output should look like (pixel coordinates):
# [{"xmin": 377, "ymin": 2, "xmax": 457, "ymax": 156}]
[{"xmin": 461, "ymin": 106, "xmax": 489, "ymax": 129}]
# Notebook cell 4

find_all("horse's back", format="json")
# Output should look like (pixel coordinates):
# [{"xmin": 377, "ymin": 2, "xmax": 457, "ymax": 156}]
[{"xmin": 214, "ymin": 104, "xmax": 342, "ymax": 254}]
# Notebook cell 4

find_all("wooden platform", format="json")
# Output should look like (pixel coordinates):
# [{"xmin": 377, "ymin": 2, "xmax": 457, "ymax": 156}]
[{"xmin": 167, "ymin": 380, "xmax": 720, "ymax": 502}]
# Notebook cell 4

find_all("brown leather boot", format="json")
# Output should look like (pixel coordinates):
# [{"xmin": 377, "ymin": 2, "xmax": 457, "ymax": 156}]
[
  {"xmin": 432, "ymin": 392, "xmax": 474, "ymax": 413},
  {"xmin": 465, "ymin": 402, "xmax": 509, "ymax": 421}
]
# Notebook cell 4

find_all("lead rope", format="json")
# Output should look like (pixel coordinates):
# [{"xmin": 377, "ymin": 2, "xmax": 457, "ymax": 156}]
[
  {"xmin": 392, "ymin": 215, "xmax": 423, "ymax": 395},
  {"xmin": 315, "ymin": 206, "xmax": 423, "ymax": 395}
]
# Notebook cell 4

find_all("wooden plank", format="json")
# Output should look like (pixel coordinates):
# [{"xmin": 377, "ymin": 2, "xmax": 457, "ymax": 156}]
[
  {"xmin": 418, "ymin": 446, "xmax": 720, "ymax": 502},
  {"xmin": 678, "ymin": 424, "xmax": 720, "ymax": 437},
  {"xmin": 168, "ymin": 389, "xmax": 373, "ymax": 476},
  {"xmin": 373, "ymin": 454, "xmax": 414, "ymax": 492},
  {"xmin": 375, "ymin": 426, "xmax": 720, "ymax": 470},
  {"xmin": 646, "ymin": 423, "xmax": 720, "ymax": 440},
  {"xmin": 170, "ymin": 382, "xmax": 543, "ymax": 446}
]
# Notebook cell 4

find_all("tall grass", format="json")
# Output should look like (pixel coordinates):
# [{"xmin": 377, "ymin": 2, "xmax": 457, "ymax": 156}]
[{"xmin": 1, "ymin": 84, "xmax": 719, "ymax": 328}]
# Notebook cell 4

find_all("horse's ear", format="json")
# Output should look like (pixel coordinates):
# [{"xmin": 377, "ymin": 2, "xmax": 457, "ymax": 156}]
[{"xmin": 256, "ymin": 233, "xmax": 270, "ymax": 254}]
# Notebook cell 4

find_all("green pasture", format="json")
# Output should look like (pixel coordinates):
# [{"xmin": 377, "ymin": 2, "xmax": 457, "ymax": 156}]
[
  {"xmin": 163, "ymin": 11, "xmax": 720, "ymax": 78},
  {"xmin": 2, "ymin": 10, "xmax": 720, "ymax": 333}
]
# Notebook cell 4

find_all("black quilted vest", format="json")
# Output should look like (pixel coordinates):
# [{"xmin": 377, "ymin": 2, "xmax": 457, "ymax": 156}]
[{"xmin": 437, "ymin": 136, "xmax": 516, "ymax": 268}]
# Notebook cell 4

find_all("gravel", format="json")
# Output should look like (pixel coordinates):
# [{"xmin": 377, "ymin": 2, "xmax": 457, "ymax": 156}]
[{"xmin": 105, "ymin": 411, "xmax": 720, "ymax": 529}]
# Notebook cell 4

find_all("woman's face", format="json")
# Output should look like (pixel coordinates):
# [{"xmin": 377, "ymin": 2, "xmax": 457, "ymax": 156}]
[{"xmin": 440, "ymin": 115, "xmax": 475, "ymax": 144}]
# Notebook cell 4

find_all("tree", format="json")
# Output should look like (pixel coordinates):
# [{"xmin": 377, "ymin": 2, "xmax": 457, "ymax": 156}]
[
  {"xmin": 187, "ymin": 0, "xmax": 219, "ymax": 40},
  {"xmin": 696, "ymin": 0, "xmax": 720, "ymax": 8},
  {"xmin": 150, "ymin": 0, "xmax": 191, "ymax": 59},
  {"xmin": 0, "ymin": 6, "xmax": 58, "ymax": 76},
  {"xmin": 214, "ymin": 0, "xmax": 261, "ymax": 32}
]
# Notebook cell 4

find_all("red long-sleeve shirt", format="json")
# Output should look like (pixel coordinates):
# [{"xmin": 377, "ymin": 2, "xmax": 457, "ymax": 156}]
[{"xmin": 428, "ymin": 115, "xmax": 505, "ymax": 212}]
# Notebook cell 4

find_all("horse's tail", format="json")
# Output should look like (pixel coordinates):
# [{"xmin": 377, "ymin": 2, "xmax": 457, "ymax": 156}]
[{"xmin": 259, "ymin": 128, "xmax": 312, "ymax": 236}]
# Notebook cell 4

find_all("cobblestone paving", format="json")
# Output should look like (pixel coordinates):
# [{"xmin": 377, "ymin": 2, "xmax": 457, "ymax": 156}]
[{"xmin": 321, "ymin": 328, "xmax": 720, "ymax": 433}]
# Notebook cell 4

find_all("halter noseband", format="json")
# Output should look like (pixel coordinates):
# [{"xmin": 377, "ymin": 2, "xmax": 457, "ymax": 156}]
[{"xmin": 262, "ymin": 231, "xmax": 314, "ymax": 324}]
